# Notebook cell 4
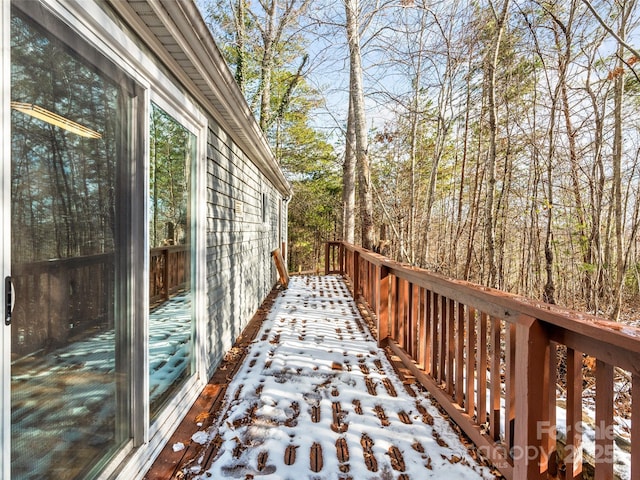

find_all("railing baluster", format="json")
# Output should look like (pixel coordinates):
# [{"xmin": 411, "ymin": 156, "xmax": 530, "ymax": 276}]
[
  {"xmin": 633, "ymin": 374, "xmax": 640, "ymax": 480},
  {"xmin": 505, "ymin": 323, "xmax": 516, "ymax": 457},
  {"xmin": 417, "ymin": 287, "xmax": 426, "ymax": 370},
  {"xmin": 445, "ymin": 299, "xmax": 455, "ymax": 396},
  {"xmin": 477, "ymin": 311, "xmax": 488, "ymax": 426},
  {"xmin": 401, "ymin": 279, "xmax": 409, "ymax": 351},
  {"xmin": 410, "ymin": 283, "xmax": 419, "ymax": 359},
  {"xmin": 546, "ymin": 343, "xmax": 557, "ymax": 475},
  {"xmin": 455, "ymin": 302, "xmax": 464, "ymax": 404},
  {"xmin": 353, "ymin": 251, "xmax": 360, "ymax": 298},
  {"xmin": 423, "ymin": 289, "xmax": 433, "ymax": 374},
  {"xmin": 431, "ymin": 292, "xmax": 440, "ymax": 381},
  {"xmin": 465, "ymin": 306, "xmax": 476, "ymax": 417},
  {"xmin": 439, "ymin": 295, "xmax": 447, "ymax": 386},
  {"xmin": 376, "ymin": 265, "xmax": 390, "ymax": 346},
  {"xmin": 565, "ymin": 347, "xmax": 582, "ymax": 480},
  {"xmin": 405, "ymin": 281, "xmax": 412, "ymax": 357},
  {"xmin": 398, "ymin": 278, "xmax": 406, "ymax": 350},
  {"xmin": 370, "ymin": 263, "xmax": 377, "ymax": 315},
  {"xmin": 489, "ymin": 316, "xmax": 501, "ymax": 442},
  {"xmin": 367, "ymin": 263, "xmax": 376, "ymax": 305},
  {"xmin": 595, "ymin": 360, "xmax": 614, "ymax": 480},
  {"xmin": 162, "ymin": 248, "xmax": 169, "ymax": 300},
  {"xmin": 390, "ymin": 275, "xmax": 398, "ymax": 342}
]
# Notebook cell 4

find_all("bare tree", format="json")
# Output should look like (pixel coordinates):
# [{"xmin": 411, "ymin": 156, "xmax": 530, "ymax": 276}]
[
  {"xmin": 344, "ymin": 0, "xmax": 374, "ymax": 249},
  {"xmin": 484, "ymin": 0, "xmax": 511, "ymax": 288},
  {"xmin": 343, "ymin": 94, "xmax": 356, "ymax": 244},
  {"xmin": 250, "ymin": 0, "xmax": 313, "ymax": 130},
  {"xmin": 610, "ymin": 0, "xmax": 638, "ymax": 320}
]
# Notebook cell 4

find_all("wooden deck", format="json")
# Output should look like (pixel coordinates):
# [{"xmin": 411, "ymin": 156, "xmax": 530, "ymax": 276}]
[{"xmin": 145, "ymin": 275, "xmax": 500, "ymax": 479}]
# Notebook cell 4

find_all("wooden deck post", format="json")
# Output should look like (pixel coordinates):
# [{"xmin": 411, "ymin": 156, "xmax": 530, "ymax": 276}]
[
  {"xmin": 162, "ymin": 248, "xmax": 169, "ymax": 301},
  {"xmin": 514, "ymin": 315, "xmax": 549, "ymax": 480},
  {"xmin": 352, "ymin": 251, "xmax": 360, "ymax": 298},
  {"xmin": 376, "ymin": 265, "xmax": 390, "ymax": 347},
  {"xmin": 324, "ymin": 242, "xmax": 330, "ymax": 276}
]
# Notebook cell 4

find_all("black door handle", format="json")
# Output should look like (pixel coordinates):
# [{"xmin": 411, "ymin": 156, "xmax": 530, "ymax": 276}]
[{"xmin": 5, "ymin": 276, "xmax": 13, "ymax": 326}]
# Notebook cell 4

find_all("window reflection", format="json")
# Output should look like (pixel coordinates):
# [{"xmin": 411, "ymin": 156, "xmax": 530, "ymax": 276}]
[
  {"xmin": 10, "ymin": 7, "xmax": 132, "ymax": 480},
  {"xmin": 148, "ymin": 103, "xmax": 195, "ymax": 420}
]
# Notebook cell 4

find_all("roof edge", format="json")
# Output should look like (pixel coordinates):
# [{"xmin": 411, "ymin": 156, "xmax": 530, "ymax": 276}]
[{"xmin": 108, "ymin": 0, "xmax": 291, "ymax": 197}]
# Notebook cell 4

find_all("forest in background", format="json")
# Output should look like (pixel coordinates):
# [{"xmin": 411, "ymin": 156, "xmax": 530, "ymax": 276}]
[{"xmin": 197, "ymin": 0, "xmax": 640, "ymax": 321}]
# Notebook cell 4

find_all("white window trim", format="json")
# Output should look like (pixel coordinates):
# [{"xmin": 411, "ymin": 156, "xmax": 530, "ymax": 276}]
[
  {"xmin": 1, "ymin": 0, "xmax": 12, "ymax": 477},
  {"xmin": 145, "ymin": 90, "xmax": 208, "ymax": 437}
]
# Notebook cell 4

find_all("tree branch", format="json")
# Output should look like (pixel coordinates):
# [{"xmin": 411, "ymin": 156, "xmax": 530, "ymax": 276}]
[{"xmin": 581, "ymin": 0, "xmax": 640, "ymax": 60}]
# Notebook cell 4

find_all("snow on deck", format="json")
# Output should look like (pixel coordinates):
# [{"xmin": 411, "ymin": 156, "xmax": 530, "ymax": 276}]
[{"xmin": 186, "ymin": 275, "xmax": 499, "ymax": 479}]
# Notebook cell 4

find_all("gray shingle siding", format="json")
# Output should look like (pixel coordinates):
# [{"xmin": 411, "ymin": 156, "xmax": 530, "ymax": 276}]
[{"xmin": 204, "ymin": 116, "xmax": 280, "ymax": 376}]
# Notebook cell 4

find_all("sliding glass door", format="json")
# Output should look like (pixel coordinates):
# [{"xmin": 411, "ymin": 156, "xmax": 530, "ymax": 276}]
[{"xmin": 9, "ymin": 6, "xmax": 139, "ymax": 479}]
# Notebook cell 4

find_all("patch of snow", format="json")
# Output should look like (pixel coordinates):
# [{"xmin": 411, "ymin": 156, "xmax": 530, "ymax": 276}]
[
  {"xmin": 173, "ymin": 442, "xmax": 186, "ymax": 452},
  {"xmin": 191, "ymin": 431, "xmax": 209, "ymax": 445},
  {"xmin": 192, "ymin": 275, "xmax": 497, "ymax": 479}
]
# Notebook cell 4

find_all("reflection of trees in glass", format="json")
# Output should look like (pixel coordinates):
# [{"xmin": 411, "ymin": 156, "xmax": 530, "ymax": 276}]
[
  {"xmin": 149, "ymin": 104, "xmax": 194, "ymax": 248},
  {"xmin": 10, "ymin": 12, "xmax": 118, "ymax": 263}
]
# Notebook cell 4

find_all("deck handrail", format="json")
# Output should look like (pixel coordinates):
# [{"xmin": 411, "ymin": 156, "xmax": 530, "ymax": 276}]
[{"xmin": 325, "ymin": 240, "xmax": 640, "ymax": 480}]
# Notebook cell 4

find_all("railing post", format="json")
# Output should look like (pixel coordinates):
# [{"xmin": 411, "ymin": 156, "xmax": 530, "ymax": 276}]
[
  {"xmin": 324, "ymin": 242, "xmax": 330, "ymax": 275},
  {"xmin": 376, "ymin": 265, "xmax": 390, "ymax": 346},
  {"xmin": 162, "ymin": 248, "xmax": 169, "ymax": 301},
  {"xmin": 514, "ymin": 315, "xmax": 550, "ymax": 479},
  {"xmin": 353, "ymin": 250, "xmax": 360, "ymax": 298}
]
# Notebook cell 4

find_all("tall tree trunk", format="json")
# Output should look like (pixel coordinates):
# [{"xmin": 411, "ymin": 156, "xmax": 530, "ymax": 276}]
[
  {"xmin": 610, "ymin": 0, "xmax": 635, "ymax": 320},
  {"xmin": 408, "ymin": 73, "xmax": 420, "ymax": 265},
  {"xmin": 234, "ymin": 0, "xmax": 246, "ymax": 92},
  {"xmin": 585, "ymin": 51, "xmax": 607, "ymax": 312},
  {"xmin": 484, "ymin": 0, "xmax": 510, "ymax": 288},
  {"xmin": 406, "ymin": 6, "xmax": 429, "ymax": 265},
  {"xmin": 345, "ymin": 0, "xmax": 374, "ymax": 250},
  {"xmin": 456, "ymin": 55, "xmax": 473, "ymax": 237},
  {"xmin": 553, "ymin": 4, "xmax": 591, "ymax": 306},
  {"xmin": 343, "ymin": 95, "xmax": 356, "ymax": 244},
  {"xmin": 259, "ymin": 0, "xmax": 277, "ymax": 131}
]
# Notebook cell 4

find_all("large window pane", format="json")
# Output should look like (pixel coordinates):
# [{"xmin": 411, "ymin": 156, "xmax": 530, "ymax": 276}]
[
  {"xmin": 149, "ymin": 103, "xmax": 195, "ymax": 420},
  {"xmin": 10, "ymin": 8, "xmax": 133, "ymax": 479}
]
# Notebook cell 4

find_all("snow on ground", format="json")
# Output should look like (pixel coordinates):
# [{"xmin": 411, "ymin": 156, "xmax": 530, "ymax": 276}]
[
  {"xmin": 10, "ymin": 292, "xmax": 191, "ymax": 479},
  {"xmin": 188, "ymin": 275, "xmax": 498, "ymax": 479}
]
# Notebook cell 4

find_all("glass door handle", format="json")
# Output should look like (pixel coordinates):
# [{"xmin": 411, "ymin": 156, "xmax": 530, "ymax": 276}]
[{"xmin": 5, "ymin": 276, "xmax": 13, "ymax": 326}]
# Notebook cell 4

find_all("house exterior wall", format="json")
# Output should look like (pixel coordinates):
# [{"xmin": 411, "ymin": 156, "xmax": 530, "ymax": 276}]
[
  {"xmin": 0, "ymin": 0, "xmax": 290, "ymax": 478},
  {"xmin": 204, "ymin": 120, "xmax": 282, "ymax": 374}
]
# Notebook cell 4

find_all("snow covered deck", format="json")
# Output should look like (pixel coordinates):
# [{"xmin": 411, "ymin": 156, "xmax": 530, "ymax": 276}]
[{"xmin": 146, "ymin": 275, "xmax": 499, "ymax": 479}]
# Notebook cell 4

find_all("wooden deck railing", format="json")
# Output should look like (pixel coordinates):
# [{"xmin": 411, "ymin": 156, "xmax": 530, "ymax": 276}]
[
  {"xmin": 12, "ymin": 253, "xmax": 115, "ymax": 357},
  {"xmin": 11, "ymin": 245, "xmax": 189, "ymax": 357},
  {"xmin": 150, "ymin": 245, "xmax": 190, "ymax": 306},
  {"xmin": 325, "ymin": 241, "xmax": 640, "ymax": 480}
]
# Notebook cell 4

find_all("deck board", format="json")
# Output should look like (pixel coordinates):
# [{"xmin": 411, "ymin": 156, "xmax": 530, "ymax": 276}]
[{"xmin": 145, "ymin": 275, "xmax": 501, "ymax": 479}]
